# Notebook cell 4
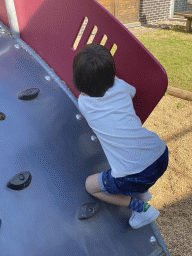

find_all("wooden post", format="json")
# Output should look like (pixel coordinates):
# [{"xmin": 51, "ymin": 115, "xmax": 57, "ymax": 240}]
[
  {"xmin": 186, "ymin": 0, "xmax": 192, "ymax": 32},
  {"xmin": 187, "ymin": 0, "xmax": 192, "ymax": 9},
  {"xmin": 167, "ymin": 86, "xmax": 192, "ymax": 101},
  {"xmin": 186, "ymin": 17, "xmax": 192, "ymax": 32}
]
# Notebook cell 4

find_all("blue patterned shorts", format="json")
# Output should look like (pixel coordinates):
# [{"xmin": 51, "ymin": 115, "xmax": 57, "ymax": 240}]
[{"xmin": 98, "ymin": 146, "xmax": 169, "ymax": 196}]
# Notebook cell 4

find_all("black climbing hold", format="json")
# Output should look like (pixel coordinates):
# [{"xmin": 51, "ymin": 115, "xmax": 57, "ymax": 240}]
[
  {"xmin": 0, "ymin": 219, "xmax": 1, "ymax": 228},
  {"xmin": 18, "ymin": 88, "xmax": 40, "ymax": 100},
  {"xmin": 7, "ymin": 171, "xmax": 32, "ymax": 190},
  {"xmin": 0, "ymin": 112, "xmax": 5, "ymax": 120},
  {"xmin": 78, "ymin": 201, "xmax": 101, "ymax": 220}
]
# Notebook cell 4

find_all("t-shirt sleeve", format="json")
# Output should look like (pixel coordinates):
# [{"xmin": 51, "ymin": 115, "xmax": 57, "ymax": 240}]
[
  {"xmin": 119, "ymin": 78, "xmax": 136, "ymax": 99},
  {"xmin": 130, "ymin": 85, "xmax": 136, "ymax": 99}
]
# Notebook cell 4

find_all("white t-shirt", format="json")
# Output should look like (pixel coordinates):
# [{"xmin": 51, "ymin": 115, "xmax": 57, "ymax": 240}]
[{"xmin": 78, "ymin": 77, "xmax": 166, "ymax": 178}]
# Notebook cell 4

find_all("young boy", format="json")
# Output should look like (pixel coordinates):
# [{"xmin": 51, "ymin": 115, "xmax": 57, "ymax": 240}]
[{"xmin": 73, "ymin": 43, "xmax": 169, "ymax": 229}]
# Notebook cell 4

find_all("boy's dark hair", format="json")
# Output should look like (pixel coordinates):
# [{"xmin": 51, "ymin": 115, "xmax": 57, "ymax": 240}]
[{"xmin": 73, "ymin": 43, "xmax": 116, "ymax": 97}]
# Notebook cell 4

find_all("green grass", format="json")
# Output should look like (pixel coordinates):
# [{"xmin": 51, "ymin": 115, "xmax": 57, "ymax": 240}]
[{"xmin": 134, "ymin": 25, "xmax": 192, "ymax": 96}]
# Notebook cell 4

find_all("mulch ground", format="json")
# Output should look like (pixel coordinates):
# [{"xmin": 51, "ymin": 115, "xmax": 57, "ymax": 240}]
[
  {"xmin": 127, "ymin": 20, "xmax": 192, "ymax": 255},
  {"xmin": 142, "ymin": 94, "xmax": 192, "ymax": 256}
]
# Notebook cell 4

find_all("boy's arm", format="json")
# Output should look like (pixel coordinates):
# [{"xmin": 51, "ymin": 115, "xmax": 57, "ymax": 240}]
[
  {"xmin": 116, "ymin": 76, "xmax": 136, "ymax": 99},
  {"xmin": 131, "ymin": 86, "xmax": 136, "ymax": 99}
]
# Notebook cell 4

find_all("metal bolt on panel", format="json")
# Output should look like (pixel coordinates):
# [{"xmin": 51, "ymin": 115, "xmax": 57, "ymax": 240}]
[
  {"xmin": 91, "ymin": 135, "xmax": 98, "ymax": 142},
  {"xmin": 45, "ymin": 75, "xmax": 52, "ymax": 81},
  {"xmin": 150, "ymin": 236, "xmax": 157, "ymax": 246},
  {"xmin": 14, "ymin": 44, "xmax": 20, "ymax": 49},
  {"xmin": 76, "ymin": 114, "xmax": 83, "ymax": 120}
]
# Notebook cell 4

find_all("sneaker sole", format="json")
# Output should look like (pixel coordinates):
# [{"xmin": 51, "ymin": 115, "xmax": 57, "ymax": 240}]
[{"xmin": 129, "ymin": 209, "xmax": 160, "ymax": 229}]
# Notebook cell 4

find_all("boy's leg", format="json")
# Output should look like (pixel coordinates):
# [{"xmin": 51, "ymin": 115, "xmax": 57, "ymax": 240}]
[
  {"xmin": 85, "ymin": 173, "xmax": 147, "ymax": 213},
  {"xmin": 85, "ymin": 174, "xmax": 160, "ymax": 229},
  {"xmin": 85, "ymin": 173, "xmax": 131, "ymax": 207}
]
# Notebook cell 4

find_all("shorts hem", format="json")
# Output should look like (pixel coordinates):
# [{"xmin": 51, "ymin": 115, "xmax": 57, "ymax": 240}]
[{"xmin": 98, "ymin": 172, "xmax": 110, "ymax": 195}]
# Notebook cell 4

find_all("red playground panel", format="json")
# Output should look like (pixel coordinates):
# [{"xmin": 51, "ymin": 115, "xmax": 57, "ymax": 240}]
[{"xmin": 13, "ymin": 0, "xmax": 167, "ymax": 124}]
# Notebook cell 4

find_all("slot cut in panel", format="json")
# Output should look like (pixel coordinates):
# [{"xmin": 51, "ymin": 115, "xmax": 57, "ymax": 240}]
[
  {"xmin": 86, "ymin": 26, "xmax": 98, "ymax": 45},
  {"xmin": 73, "ymin": 17, "xmax": 88, "ymax": 50},
  {"xmin": 100, "ymin": 35, "xmax": 107, "ymax": 46},
  {"xmin": 110, "ymin": 44, "xmax": 117, "ymax": 56}
]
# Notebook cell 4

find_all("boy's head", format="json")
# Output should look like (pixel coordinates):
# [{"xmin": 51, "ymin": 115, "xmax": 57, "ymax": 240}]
[{"xmin": 73, "ymin": 43, "xmax": 116, "ymax": 97}]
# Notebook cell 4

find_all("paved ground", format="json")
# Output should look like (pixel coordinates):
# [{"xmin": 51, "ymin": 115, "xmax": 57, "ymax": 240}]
[{"xmin": 125, "ymin": 17, "xmax": 188, "ymax": 35}]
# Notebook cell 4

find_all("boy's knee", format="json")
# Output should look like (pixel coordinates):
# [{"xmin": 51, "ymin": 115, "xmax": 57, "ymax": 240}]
[
  {"xmin": 85, "ymin": 178, "xmax": 88, "ymax": 191},
  {"xmin": 85, "ymin": 174, "xmax": 101, "ymax": 194},
  {"xmin": 85, "ymin": 177, "xmax": 91, "ymax": 194}
]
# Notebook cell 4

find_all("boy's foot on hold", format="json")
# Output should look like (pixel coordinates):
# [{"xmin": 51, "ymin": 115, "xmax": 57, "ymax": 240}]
[{"xmin": 129, "ymin": 203, "xmax": 160, "ymax": 229}]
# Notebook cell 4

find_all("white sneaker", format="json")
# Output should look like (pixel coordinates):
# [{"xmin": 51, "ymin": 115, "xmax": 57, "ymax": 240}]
[
  {"xmin": 133, "ymin": 190, "xmax": 152, "ymax": 203},
  {"xmin": 129, "ymin": 203, "xmax": 160, "ymax": 229}
]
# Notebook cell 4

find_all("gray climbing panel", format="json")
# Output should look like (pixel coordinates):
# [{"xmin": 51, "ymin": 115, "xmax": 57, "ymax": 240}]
[{"xmin": 0, "ymin": 24, "xmax": 169, "ymax": 256}]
